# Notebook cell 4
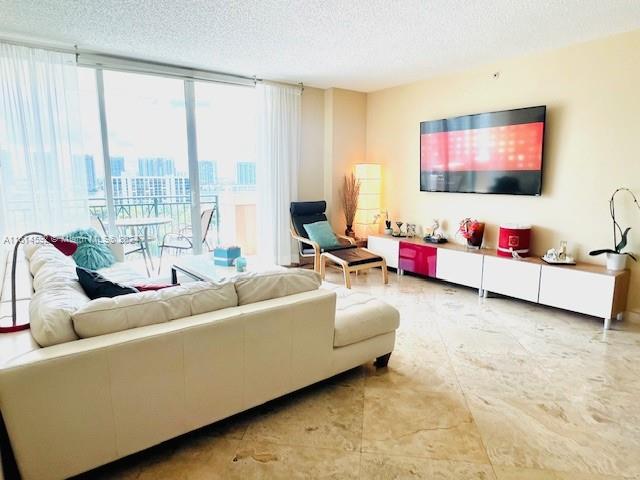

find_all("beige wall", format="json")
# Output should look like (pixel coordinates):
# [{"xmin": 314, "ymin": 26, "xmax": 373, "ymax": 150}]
[
  {"xmin": 300, "ymin": 86, "xmax": 325, "ymax": 201},
  {"xmin": 323, "ymin": 88, "xmax": 367, "ymax": 231},
  {"xmin": 365, "ymin": 29, "xmax": 640, "ymax": 313},
  {"xmin": 299, "ymin": 86, "xmax": 367, "ymax": 238}
]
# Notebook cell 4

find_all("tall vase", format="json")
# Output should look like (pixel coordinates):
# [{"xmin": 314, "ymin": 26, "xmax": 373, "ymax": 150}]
[
  {"xmin": 466, "ymin": 223, "xmax": 485, "ymax": 248},
  {"xmin": 345, "ymin": 225, "xmax": 355, "ymax": 238}
]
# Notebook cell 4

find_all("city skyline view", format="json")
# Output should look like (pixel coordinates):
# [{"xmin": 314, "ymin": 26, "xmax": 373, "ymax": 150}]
[{"xmin": 77, "ymin": 67, "xmax": 257, "ymax": 200}]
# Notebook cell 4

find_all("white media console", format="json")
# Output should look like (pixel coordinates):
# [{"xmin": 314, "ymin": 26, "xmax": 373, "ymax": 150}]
[{"xmin": 368, "ymin": 234, "xmax": 630, "ymax": 329}]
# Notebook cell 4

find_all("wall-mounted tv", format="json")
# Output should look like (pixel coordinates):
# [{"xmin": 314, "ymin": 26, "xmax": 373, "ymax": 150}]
[{"xmin": 420, "ymin": 105, "xmax": 546, "ymax": 195}]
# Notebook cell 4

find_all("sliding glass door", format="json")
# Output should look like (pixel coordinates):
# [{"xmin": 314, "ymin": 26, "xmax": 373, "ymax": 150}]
[
  {"xmin": 100, "ymin": 71, "xmax": 190, "ymax": 257},
  {"xmin": 75, "ymin": 67, "xmax": 257, "ymax": 268},
  {"xmin": 194, "ymin": 82, "xmax": 257, "ymax": 254},
  {"xmin": 77, "ymin": 68, "xmax": 106, "ymax": 229}
]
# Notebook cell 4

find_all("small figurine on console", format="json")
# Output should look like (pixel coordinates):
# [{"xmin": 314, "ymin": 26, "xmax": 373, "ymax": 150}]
[
  {"xmin": 542, "ymin": 241, "xmax": 575, "ymax": 265},
  {"xmin": 375, "ymin": 210, "xmax": 393, "ymax": 235},
  {"xmin": 424, "ymin": 219, "xmax": 448, "ymax": 244}
]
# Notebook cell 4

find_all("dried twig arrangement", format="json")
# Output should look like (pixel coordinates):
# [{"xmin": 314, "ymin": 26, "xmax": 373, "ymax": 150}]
[{"xmin": 341, "ymin": 173, "xmax": 360, "ymax": 227}]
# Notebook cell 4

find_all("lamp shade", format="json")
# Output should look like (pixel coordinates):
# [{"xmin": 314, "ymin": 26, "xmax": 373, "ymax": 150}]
[{"xmin": 354, "ymin": 164, "xmax": 382, "ymax": 228}]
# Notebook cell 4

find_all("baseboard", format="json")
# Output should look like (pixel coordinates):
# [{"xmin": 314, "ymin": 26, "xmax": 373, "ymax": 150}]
[{"xmin": 624, "ymin": 310, "xmax": 640, "ymax": 325}]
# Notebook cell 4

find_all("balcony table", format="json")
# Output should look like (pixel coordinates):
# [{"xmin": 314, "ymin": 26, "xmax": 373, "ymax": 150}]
[{"xmin": 105, "ymin": 216, "xmax": 172, "ymax": 271}]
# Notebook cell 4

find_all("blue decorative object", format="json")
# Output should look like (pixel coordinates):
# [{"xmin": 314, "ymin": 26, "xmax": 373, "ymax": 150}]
[
  {"xmin": 64, "ymin": 228, "xmax": 116, "ymax": 270},
  {"xmin": 235, "ymin": 256, "xmax": 247, "ymax": 273},
  {"xmin": 303, "ymin": 221, "xmax": 341, "ymax": 249},
  {"xmin": 213, "ymin": 246, "xmax": 241, "ymax": 266}
]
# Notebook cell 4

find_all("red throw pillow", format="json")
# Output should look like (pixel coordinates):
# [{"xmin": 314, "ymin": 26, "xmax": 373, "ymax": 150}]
[{"xmin": 132, "ymin": 283, "xmax": 177, "ymax": 292}]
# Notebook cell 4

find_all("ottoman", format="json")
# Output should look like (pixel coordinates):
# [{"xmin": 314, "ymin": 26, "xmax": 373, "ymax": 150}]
[{"xmin": 320, "ymin": 247, "xmax": 388, "ymax": 289}]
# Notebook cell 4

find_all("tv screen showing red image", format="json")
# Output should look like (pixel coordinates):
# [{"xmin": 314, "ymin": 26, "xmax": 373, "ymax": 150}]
[{"xmin": 420, "ymin": 106, "xmax": 546, "ymax": 195}]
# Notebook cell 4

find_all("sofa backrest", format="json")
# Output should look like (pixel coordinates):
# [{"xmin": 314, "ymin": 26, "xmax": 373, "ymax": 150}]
[
  {"xmin": 234, "ymin": 269, "xmax": 321, "ymax": 305},
  {"xmin": 72, "ymin": 281, "xmax": 239, "ymax": 339},
  {"xmin": 19, "ymin": 242, "xmax": 324, "ymax": 347}
]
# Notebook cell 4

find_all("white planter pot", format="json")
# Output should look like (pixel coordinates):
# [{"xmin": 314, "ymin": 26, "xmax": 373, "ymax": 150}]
[{"xmin": 606, "ymin": 252, "xmax": 627, "ymax": 271}]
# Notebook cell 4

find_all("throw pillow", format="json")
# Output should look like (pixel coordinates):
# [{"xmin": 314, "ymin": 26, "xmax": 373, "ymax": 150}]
[
  {"xmin": 76, "ymin": 267, "xmax": 138, "ymax": 300},
  {"xmin": 64, "ymin": 228, "xmax": 116, "ymax": 270},
  {"xmin": 303, "ymin": 221, "xmax": 341, "ymax": 249}
]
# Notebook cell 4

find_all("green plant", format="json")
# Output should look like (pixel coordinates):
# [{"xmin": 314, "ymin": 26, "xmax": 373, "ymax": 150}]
[{"xmin": 589, "ymin": 188, "xmax": 640, "ymax": 261}]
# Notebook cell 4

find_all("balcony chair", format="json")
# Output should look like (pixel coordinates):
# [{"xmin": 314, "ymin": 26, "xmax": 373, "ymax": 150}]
[
  {"xmin": 157, "ymin": 208, "xmax": 215, "ymax": 274},
  {"xmin": 92, "ymin": 215, "xmax": 152, "ymax": 276}
]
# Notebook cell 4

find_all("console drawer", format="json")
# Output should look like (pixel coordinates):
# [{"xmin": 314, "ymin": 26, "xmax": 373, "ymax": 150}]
[
  {"xmin": 482, "ymin": 256, "xmax": 541, "ymax": 302},
  {"xmin": 399, "ymin": 242, "xmax": 437, "ymax": 277},
  {"xmin": 436, "ymin": 248, "xmax": 483, "ymax": 288},
  {"xmin": 367, "ymin": 235, "xmax": 399, "ymax": 269},
  {"xmin": 538, "ymin": 265, "xmax": 615, "ymax": 318}
]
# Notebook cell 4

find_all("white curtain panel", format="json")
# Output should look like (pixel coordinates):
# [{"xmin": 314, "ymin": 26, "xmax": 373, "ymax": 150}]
[
  {"xmin": 256, "ymin": 83, "xmax": 301, "ymax": 265},
  {"xmin": 0, "ymin": 42, "xmax": 88, "ymax": 236}
]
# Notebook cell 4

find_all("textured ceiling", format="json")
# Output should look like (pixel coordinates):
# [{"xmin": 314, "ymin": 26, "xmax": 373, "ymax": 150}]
[{"xmin": 1, "ymin": 0, "xmax": 640, "ymax": 92}]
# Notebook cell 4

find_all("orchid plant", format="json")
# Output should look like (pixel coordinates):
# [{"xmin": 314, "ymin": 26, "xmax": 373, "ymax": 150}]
[{"xmin": 589, "ymin": 188, "xmax": 639, "ymax": 262}]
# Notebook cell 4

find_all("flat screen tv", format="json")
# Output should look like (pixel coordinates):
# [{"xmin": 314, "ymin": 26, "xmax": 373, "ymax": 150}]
[{"xmin": 420, "ymin": 105, "xmax": 546, "ymax": 195}]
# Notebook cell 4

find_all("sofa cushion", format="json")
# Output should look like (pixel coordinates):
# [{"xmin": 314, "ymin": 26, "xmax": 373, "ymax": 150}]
[
  {"xmin": 27, "ymin": 244, "xmax": 90, "ymax": 347},
  {"xmin": 329, "ymin": 286, "xmax": 400, "ymax": 347},
  {"xmin": 72, "ymin": 281, "xmax": 238, "ymax": 338},
  {"xmin": 96, "ymin": 262, "xmax": 149, "ymax": 285},
  {"xmin": 30, "ymin": 281, "xmax": 88, "ymax": 347},
  {"xmin": 234, "ymin": 269, "xmax": 321, "ymax": 306}
]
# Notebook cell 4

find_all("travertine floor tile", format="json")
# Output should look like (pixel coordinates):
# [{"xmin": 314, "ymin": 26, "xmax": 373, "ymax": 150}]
[
  {"xmin": 360, "ymin": 454, "xmax": 496, "ymax": 479},
  {"xmin": 76, "ymin": 271, "xmax": 640, "ymax": 479},
  {"xmin": 362, "ymin": 386, "xmax": 489, "ymax": 463},
  {"xmin": 226, "ymin": 441, "xmax": 360, "ymax": 479},
  {"xmin": 493, "ymin": 465, "xmax": 630, "ymax": 479},
  {"xmin": 467, "ymin": 393, "xmax": 640, "ymax": 478},
  {"xmin": 242, "ymin": 379, "xmax": 364, "ymax": 452}
]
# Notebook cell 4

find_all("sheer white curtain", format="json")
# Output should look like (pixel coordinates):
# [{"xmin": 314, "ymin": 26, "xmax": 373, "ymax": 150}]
[
  {"xmin": 256, "ymin": 83, "xmax": 301, "ymax": 265},
  {"xmin": 0, "ymin": 42, "xmax": 88, "ymax": 236}
]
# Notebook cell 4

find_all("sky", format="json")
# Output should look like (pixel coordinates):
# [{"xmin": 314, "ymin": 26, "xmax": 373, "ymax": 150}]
[{"xmin": 77, "ymin": 68, "xmax": 257, "ymax": 180}]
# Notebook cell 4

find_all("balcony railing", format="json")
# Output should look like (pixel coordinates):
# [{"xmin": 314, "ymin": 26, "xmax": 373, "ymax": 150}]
[{"xmin": 88, "ymin": 194, "xmax": 220, "ymax": 255}]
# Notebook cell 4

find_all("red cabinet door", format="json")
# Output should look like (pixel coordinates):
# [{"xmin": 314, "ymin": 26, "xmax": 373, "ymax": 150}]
[{"xmin": 399, "ymin": 242, "xmax": 437, "ymax": 277}]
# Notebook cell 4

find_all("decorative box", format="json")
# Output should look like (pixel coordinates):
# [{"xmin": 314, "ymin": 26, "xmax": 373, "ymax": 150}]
[
  {"xmin": 213, "ymin": 246, "xmax": 241, "ymax": 266},
  {"xmin": 497, "ymin": 224, "xmax": 531, "ymax": 257}
]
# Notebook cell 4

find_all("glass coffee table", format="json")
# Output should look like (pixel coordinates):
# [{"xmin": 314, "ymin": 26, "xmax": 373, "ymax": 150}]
[{"xmin": 171, "ymin": 254, "xmax": 281, "ymax": 284}]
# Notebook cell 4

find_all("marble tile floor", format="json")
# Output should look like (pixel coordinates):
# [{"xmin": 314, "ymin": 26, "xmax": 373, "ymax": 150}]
[{"xmin": 75, "ymin": 269, "xmax": 640, "ymax": 479}]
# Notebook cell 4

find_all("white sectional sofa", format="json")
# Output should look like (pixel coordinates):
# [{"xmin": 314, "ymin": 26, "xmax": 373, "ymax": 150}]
[{"xmin": 0, "ymin": 244, "xmax": 399, "ymax": 480}]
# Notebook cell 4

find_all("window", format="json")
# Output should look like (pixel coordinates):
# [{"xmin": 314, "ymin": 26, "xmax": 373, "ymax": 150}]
[
  {"xmin": 73, "ymin": 68, "xmax": 258, "ymax": 260},
  {"xmin": 236, "ymin": 162, "xmax": 257, "ymax": 186},
  {"xmin": 194, "ymin": 82, "xmax": 257, "ymax": 253}
]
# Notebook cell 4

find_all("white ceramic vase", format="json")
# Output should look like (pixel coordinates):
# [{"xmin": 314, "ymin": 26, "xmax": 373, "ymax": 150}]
[{"xmin": 606, "ymin": 252, "xmax": 627, "ymax": 271}]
